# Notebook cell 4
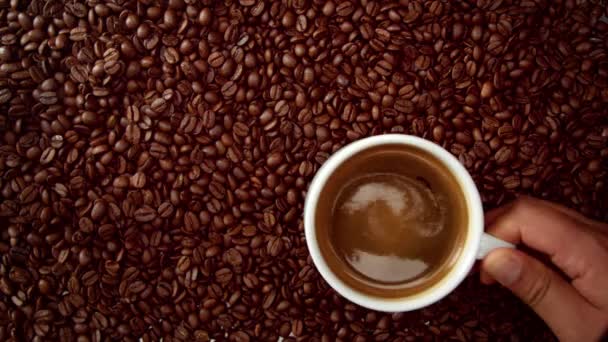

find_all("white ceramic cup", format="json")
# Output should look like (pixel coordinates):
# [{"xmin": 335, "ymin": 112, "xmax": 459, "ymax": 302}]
[{"xmin": 304, "ymin": 134, "xmax": 513, "ymax": 312}]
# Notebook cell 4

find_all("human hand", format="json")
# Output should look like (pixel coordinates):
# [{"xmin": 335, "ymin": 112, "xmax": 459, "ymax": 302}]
[{"xmin": 480, "ymin": 196, "xmax": 608, "ymax": 342}]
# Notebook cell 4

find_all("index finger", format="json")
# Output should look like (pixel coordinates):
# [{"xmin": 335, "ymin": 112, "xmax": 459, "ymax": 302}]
[
  {"xmin": 485, "ymin": 196, "xmax": 607, "ymax": 232},
  {"xmin": 486, "ymin": 196, "xmax": 608, "ymax": 309}
]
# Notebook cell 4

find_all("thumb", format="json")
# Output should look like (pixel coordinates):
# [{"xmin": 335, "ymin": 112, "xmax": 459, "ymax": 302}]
[
  {"xmin": 483, "ymin": 249, "xmax": 553, "ymax": 308},
  {"xmin": 482, "ymin": 249, "xmax": 604, "ymax": 342}
]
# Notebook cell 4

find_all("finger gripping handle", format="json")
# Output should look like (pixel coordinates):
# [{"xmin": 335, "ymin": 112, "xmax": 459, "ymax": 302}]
[{"xmin": 477, "ymin": 233, "xmax": 515, "ymax": 259}]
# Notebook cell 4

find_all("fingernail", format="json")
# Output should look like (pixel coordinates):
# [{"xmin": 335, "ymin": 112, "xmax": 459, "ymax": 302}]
[{"xmin": 485, "ymin": 253, "xmax": 522, "ymax": 286}]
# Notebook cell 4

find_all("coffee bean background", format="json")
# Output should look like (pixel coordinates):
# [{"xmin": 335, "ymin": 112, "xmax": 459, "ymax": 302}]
[{"xmin": 1, "ymin": 0, "xmax": 607, "ymax": 341}]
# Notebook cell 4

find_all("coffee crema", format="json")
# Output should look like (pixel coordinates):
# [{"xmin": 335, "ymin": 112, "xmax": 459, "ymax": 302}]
[{"xmin": 315, "ymin": 144, "xmax": 468, "ymax": 298}]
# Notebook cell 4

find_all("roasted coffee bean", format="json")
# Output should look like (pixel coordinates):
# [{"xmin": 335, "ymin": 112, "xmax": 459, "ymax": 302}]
[
  {"xmin": 221, "ymin": 81, "xmax": 238, "ymax": 97},
  {"xmin": 90, "ymin": 200, "xmax": 107, "ymax": 220},
  {"xmin": 134, "ymin": 206, "xmax": 157, "ymax": 222},
  {"xmin": 130, "ymin": 172, "xmax": 146, "ymax": 189},
  {"xmin": 208, "ymin": 52, "xmax": 225, "ymax": 68},
  {"xmin": 157, "ymin": 202, "xmax": 174, "ymax": 218}
]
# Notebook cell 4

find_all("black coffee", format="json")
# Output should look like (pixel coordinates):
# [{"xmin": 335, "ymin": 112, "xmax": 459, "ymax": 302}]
[{"xmin": 315, "ymin": 144, "xmax": 468, "ymax": 298}]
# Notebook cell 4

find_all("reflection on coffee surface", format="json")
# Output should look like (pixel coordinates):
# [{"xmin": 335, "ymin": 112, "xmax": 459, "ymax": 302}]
[
  {"xmin": 333, "ymin": 173, "xmax": 448, "ymax": 283},
  {"xmin": 316, "ymin": 145, "xmax": 468, "ymax": 298}
]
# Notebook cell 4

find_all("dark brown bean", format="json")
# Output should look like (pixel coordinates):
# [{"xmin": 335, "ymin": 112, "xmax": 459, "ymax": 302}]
[
  {"xmin": 130, "ymin": 172, "xmax": 146, "ymax": 189},
  {"xmin": 134, "ymin": 206, "xmax": 157, "ymax": 222}
]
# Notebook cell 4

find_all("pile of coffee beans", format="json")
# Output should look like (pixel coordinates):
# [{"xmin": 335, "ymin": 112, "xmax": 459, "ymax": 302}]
[{"xmin": 1, "ymin": 0, "xmax": 606, "ymax": 341}]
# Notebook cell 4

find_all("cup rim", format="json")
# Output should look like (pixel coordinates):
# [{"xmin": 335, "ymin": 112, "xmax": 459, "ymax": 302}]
[{"xmin": 304, "ymin": 134, "xmax": 484, "ymax": 312}]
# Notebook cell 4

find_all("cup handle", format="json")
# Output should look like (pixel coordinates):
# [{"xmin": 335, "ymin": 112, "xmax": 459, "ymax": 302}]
[{"xmin": 476, "ymin": 233, "xmax": 515, "ymax": 259}]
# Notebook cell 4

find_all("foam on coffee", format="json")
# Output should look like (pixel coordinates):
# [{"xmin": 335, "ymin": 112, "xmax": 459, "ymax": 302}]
[{"xmin": 315, "ymin": 144, "xmax": 468, "ymax": 298}]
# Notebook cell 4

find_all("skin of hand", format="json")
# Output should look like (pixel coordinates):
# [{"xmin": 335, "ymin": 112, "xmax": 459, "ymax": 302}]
[{"xmin": 480, "ymin": 196, "xmax": 608, "ymax": 342}]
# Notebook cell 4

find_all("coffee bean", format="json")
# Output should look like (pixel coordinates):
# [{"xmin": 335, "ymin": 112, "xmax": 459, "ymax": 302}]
[
  {"xmin": 40, "ymin": 147, "xmax": 56, "ymax": 165},
  {"xmin": 130, "ymin": 172, "xmax": 146, "ymax": 189},
  {"xmin": 208, "ymin": 52, "xmax": 225, "ymax": 68},
  {"xmin": 90, "ymin": 200, "xmax": 106, "ymax": 220},
  {"xmin": 157, "ymin": 202, "xmax": 174, "ymax": 218},
  {"xmin": 267, "ymin": 236, "xmax": 283, "ymax": 257},
  {"xmin": 184, "ymin": 211, "xmax": 200, "ymax": 232},
  {"xmin": 198, "ymin": 8, "xmax": 212, "ymax": 26},
  {"xmin": 296, "ymin": 15, "xmax": 308, "ymax": 32},
  {"xmin": 221, "ymin": 81, "xmax": 237, "ymax": 97},
  {"xmin": 266, "ymin": 152, "xmax": 283, "ymax": 168},
  {"xmin": 223, "ymin": 248, "xmax": 243, "ymax": 266},
  {"xmin": 394, "ymin": 98, "xmax": 415, "ymax": 113},
  {"xmin": 432, "ymin": 125, "xmax": 445, "ymax": 143},
  {"xmin": 233, "ymin": 122, "xmax": 249, "ymax": 137},
  {"xmin": 281, "ymin": 11, "xmax": 296, "ymax": 28},
  {"xmin": 336, "ymin": 2, "xmax": 354, "ymax": 16},
  {"xmin": 250, "ymin": 2, "xmax": 265, "ymax": 16},
  {"xmin": 134, "ymin": 206, "xmax": 157, "ymax": 222},
  {"xmin": 78, "ymin": 249, "xmax": 92, "ymax": 266},
  {"xmin": 495, "ymin": 146, "xmax": 514, "ymax": 165},
  {"xmin": 215, "ymin": 268, "xmax": 233, "ymax": 284},
  {"xmin": 151, "ymin": 98, "xmax": 167, "ymax": 113},
  {"xmin": 473, "ymin": 141, "xmax": 491, "ymax": 159},
  {"xmin": 0, "ymin": 88, "xmax": 11, "ymax": 104}
]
